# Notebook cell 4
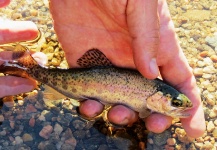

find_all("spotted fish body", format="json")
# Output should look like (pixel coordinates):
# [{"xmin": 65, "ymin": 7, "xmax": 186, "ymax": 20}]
[{"xmin": 0, "ymin": 46, "xmax": 193, "ymax": 118}]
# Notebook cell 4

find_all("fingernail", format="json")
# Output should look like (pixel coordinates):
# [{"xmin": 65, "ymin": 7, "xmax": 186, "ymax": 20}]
[{"xmin": 149, "ymin": 58, "xmax": 159, "ymax": 77}]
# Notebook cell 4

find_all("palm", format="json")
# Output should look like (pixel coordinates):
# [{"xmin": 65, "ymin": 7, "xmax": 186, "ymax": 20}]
[
  {"xmin": 50, "ymin": 0, "xmax": 178, "ymax": 79},
  {"xmin": 50, "ymin": 0, "xmax": 136, "ymax": 68}
]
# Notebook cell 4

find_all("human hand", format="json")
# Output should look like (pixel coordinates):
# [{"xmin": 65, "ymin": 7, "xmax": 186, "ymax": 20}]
[
  {"xmin": 0, "ymin": 0, "xmax": 38, "ymax": 98},
  {"xmin": 49, "ymin": 0, "xmax": 205, "ymax": 138}
]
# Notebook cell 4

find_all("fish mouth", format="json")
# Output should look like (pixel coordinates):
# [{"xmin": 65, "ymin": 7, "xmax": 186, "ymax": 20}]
[{"xmin": 167, "ymin": 107, "xmax": 192, "ymax": 118}]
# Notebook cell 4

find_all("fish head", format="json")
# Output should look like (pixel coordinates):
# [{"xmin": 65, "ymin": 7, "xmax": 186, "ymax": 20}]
[{"xmin": 146, "ymin": 90, "xmax": 193, "ymax": 118}]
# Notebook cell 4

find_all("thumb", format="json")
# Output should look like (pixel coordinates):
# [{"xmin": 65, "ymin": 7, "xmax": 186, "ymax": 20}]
[{"xmin": 127, "ymin": 0, "xmax": 159, "ymax": 79}]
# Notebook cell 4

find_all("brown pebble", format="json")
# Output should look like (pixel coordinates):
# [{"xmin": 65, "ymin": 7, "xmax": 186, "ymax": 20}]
[
  {"xmin": 194, "ymin": 142, "xmax": 203, "ymax": 149},
  {"xmin": 203, "ymin": 136, "xmax": 210, "ymax": 141},
  {"xmin": 210, "ymin": 55, "xmax": 217, "ymax": 62},
  {"xmin": 12, "ymin": 13, "xmax": 22, "ymax": 19},
  {"xmin": 139, "ymin": 142, "xmax": 145, "ymax": 150},
  {"xmin": 65, "ymin": 137, "xmax": 77, "ymax": 147},
  {"xmin": 212, "ymin": 128, "xmax": 217, "ymax": 138},
  {"xmin": 0, "ymin": 115, "xmax": 4, "ymax": 122},
  {"xmin": 193, "ymin": 68, "xmax": 203, "ymax": 77},
  {"xmin": 22, "ymin": 133, "xmax": 33, "ymax": 142},
  {"xmin": 39, "ymin": 125, "xmax": 53, "ymax": 139},
  {"xmin": 164, "ymin": 145, "xmax": 175, "ymax": 150},
  {"xmin": 29, "ymin": 117, "xmax": 35, "ymax": 127},
  {"xmin": 199, "ymin": 51, "xmax": 208, "ymax": 57},
  {"xmin": 25, "ymin": 104, "xmax": 37, "ymax": 113},
  {"xmin": 3, "ymin": 96, "xmax": 14, "ymax": 107},
  {"xmin": 167, "ymin": 138, "xmax": 176, "ymax": 146},
  {"xmin": 16, "ymin": 96, "xmax": 23, "ymax": 100},
  {"xmin": 30, "ymin": 9, "xmax": 38, "ymax": 16}
]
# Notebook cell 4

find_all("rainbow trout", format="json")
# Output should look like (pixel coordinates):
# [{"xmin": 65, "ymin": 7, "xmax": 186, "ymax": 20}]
[{"xmin": 0, "ymin": 44, "xmax": 193, "ymax": 118}]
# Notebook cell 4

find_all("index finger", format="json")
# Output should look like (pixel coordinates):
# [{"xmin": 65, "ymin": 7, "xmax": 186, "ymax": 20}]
[
  {"xmin": 157, "ymin": 0, "xmax": 205, "ymax": 138},
  {"xmin": 0, "ymin": 21, "xmax": 38, "ymax": 44},
  {"xmin": 0, "ymin": 0, "xmax": 10, "ymax": 8}
]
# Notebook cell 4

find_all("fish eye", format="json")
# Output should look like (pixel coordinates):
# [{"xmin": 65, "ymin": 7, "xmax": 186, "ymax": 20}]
[{"xmin": 171, "ymin": 98, "xmax": 183, "ymax": 107}]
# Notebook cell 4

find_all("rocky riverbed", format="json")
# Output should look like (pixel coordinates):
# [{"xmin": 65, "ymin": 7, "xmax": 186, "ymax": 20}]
[{"xmin": 0, "ymin": 0, "xmax": 217, "ymax": 149}]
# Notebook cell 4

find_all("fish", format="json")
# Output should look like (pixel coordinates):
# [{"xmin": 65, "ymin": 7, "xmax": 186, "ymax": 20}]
[{"xmin": 0, "ymin": 44, "xmax": 193, "ymax": 118}]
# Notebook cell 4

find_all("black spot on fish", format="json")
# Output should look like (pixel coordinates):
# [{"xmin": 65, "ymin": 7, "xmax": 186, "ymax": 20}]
[
  {"xmin": 62, "ymin": 83, "xmax": 68, "ymax": 90},
  {"xmin": 71, "ymin": 88, "xmax": 77, "ymax": 93}
]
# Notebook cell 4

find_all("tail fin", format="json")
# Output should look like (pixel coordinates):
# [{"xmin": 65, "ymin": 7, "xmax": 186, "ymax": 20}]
[{"xmin": 11, "ymin": 44, "xmax": 38, "ymax": 68}]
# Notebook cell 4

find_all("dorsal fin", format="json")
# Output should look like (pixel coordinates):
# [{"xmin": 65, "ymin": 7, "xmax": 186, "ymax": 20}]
[{"xmin": 77, "ymin": 49, "xmax": 113, "ymax": 68}]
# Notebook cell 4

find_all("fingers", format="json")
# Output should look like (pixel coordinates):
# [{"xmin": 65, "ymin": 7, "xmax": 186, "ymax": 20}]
[
  {"xmin": 178, "ymin": 75, "xmax": 205, "ymax": 138},
  {"xmin": 79, "ymin": 100, "xmax": 171, "ymax": 132},
  {"xmin": 127, "ymin": 0, "xmax": 159, "ymax": 79},
  {"xmin": 156, "ymin": 0, "xmax": 205, "ymax": 137},
  {"xmin": 0, "ymin": 76, "xmax": 37, "ymax": 98},
  {"xmin": 79, "ymin": 100, "xmax": 138, "ymax": 125},
  {"xmin": 107, "ymin": 105, "xmax": 138, "ymax": 126},
  {"xmin": 0, "ymin": 0, "xmax": 10, "ymax": 8},
  {"xmin": 145, "ymin": 113, "xmax": 172, "ymax": 133},
  {"xmin": 0, "ymin": 21, "xmax": 38, "ymax": 44},
  {"xmin": 79, "ymin": 100, "xmax": 104, "ymax": 118}
]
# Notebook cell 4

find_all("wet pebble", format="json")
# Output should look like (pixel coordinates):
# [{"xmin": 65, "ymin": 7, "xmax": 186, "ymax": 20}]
[
  {"xmin": 64, "ymin": 137, "xmax": 77, "ymax": 148},
  {"xmin": 73, "ymin": 130, "xmax": 86, "ymax": 139},
  {"xmin": 175, "ymin": 128, "xmax": 194, "ymax": 143},
  {"xmin": 153, "ymin": 130, "xmax": 171, "ymax": 146},
  {"xmin": 22, "ymin": 133, "xmax": 33, "ymax": 142},
  {"xmin": 54, "ymin": 123, "xmax": 63, "ymax": 135},
  {"xmin": 39, "ymin": 125, "xmax": 53, "ymax": 139},
  {"xmin": 25, "ymin": 104, "xmax": 37, "ymax": 113},
  {"xmin": 0, "ymin": 114, "xmax": 4, "ymax": 122},
  {"xmin": 0, "ymin": 130, "xmax": 6, "ymax": 136},
  {"xmin": 61, "ymin": 143, "xmax": 75, "ymax": 150},
  {"xmin": 167, "ymin": 138, "xmax": 176, "ymax": 146},
  {"xmin": 15, "ymin": 136, "xmax": 23, "ymax": 145},
  {"xmin": 38, "ymin": 141, "xmax": 56, "ymax": 150},
  {"xmin": 29, "ymin": 117, "xmax": 35, "ymax": 127},
  {"xmin": 72, "ymin": 119, "xmax": 86, "ymax": 130}
]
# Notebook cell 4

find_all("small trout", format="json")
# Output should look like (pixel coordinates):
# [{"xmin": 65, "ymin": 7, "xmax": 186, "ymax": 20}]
[{"xmin": 0, "ymin": 45, "xmax": 193, "ymax": 118}]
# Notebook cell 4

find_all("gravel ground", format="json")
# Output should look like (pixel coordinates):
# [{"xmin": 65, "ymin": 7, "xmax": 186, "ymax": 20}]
[{"xmin": 0, "ymin": 0, "xmax": 217, "ymax": 149}]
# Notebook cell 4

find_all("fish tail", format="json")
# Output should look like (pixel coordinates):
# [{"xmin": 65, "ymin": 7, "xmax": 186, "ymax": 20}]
[
  {"xmin": 0, "ymin": 64, "xmax": 30, "ymax": 78},
  {"xmin": 1, "ymin": 44, "xmax": 38, "ymax": 68}
]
